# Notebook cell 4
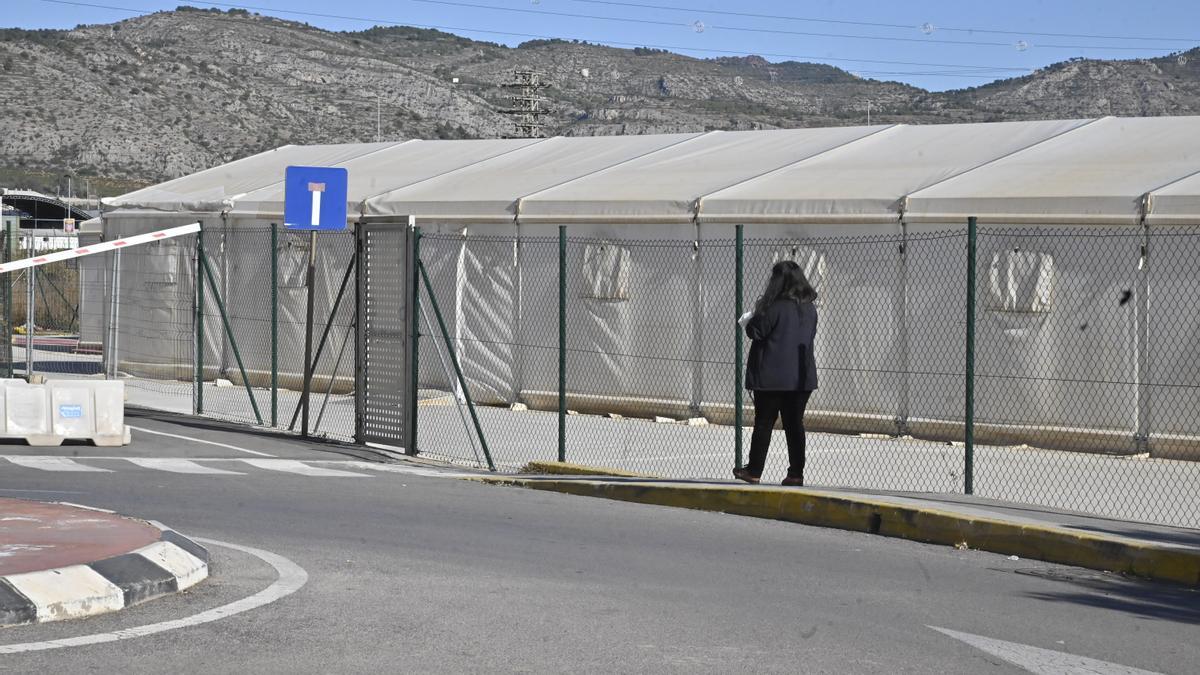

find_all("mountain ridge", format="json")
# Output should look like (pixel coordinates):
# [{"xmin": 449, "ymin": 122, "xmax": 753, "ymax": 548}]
[{"xmin": 1, "ymin": 8, "xmax": 1198, "ymax": 192}]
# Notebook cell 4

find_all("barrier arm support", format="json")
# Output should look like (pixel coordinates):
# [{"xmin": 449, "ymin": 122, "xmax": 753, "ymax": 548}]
[
  {"xmin": 418, "ymin": 258, "xmax": 496, "ymax": 472},
  {"xmin": 199, "ymin": 247, "xmax": 264, "ymax": 425}
]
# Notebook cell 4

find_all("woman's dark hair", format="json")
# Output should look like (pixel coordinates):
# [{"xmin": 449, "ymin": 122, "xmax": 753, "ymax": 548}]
[{"xmin": 754, "ymin": 260, "xmax": 817, "ymax": 314}]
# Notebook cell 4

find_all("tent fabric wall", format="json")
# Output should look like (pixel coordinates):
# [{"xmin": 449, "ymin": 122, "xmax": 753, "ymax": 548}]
[
  {"xmin": 102, "ymin": 210, "xmax": 220, "ymax": 380},
  {"xmin": 101, "ymin": 116, "xmax": 1200, "ymax": 456}
]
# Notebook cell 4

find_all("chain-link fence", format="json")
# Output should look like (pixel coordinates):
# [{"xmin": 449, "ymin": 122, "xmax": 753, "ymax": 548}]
[
  {"xmin": 413, "ymin": 225, "xmax": 1200, "ymax": 529},
  {"xmin": 9, "ymin": 222, "xmax": 359, "ymax": 444},
  {"xmin": 3, "ymin": 225, "xmax": 86, "ymax": 380},
  {"xmin": 9, "ymin": 217, "xmax": 1197, "ymax": 528}
]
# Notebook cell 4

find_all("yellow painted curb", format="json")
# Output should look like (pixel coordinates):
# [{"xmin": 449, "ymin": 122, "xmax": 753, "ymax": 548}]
[
  {"xmin": 474, "ymin": 477, "xmax": 1200, "ymax": 588},
  {"xmin": 521, "ymin": 460, "xmax": 655, "ymax": 479}
]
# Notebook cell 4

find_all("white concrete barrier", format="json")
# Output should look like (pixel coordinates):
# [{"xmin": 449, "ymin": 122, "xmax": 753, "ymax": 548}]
[{"xmin": 1, "ymin": 380, "xmax": 130, "ymax": 447}]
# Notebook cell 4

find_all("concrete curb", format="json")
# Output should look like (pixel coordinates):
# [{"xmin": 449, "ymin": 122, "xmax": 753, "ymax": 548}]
[
  {"xmin": 0, "ymin": 513, "xmax": 209, "ymax": 628},
  {"xmin": 521, "ymin": 460, "xmax": 655, "ymax": 479},
  {"xmin": 476, "ymin": 476, "xmax": 1200, "ymax": 588}
]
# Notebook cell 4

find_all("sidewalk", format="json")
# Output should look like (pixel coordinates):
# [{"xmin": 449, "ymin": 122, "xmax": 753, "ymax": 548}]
[
  {"xmin": 0, "ymin": 498, "xmax": 209, "ymax": 627},
  {"xmin": 478, "ymin": 462, "xmax": 1200, "ymax": 588}
]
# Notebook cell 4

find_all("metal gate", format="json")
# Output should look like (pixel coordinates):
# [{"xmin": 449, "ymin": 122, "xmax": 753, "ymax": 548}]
[{"xmin": 355, "ymin": 220, "xmax": 415, "ymax": 450}]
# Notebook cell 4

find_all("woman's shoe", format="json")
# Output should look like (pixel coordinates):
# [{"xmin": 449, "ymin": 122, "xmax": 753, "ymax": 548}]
[
  {"xmin": 781, "ymin": 476, "xmax": 804, "ymax": 487},
  {"xmin": 732, "ymin": 468, "xmax": 760, "ymax": 484}
]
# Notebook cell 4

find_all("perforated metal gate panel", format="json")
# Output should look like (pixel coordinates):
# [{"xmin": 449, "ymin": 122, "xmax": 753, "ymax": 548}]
[{"xmin": 356, "ymin": 223, "xmax": 412, "ymax": 448}]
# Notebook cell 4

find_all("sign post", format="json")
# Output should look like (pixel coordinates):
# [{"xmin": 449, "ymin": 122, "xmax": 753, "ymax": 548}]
[{"xmin": 284, "ymin": 166, "xmax": 349, "ymax": 437}]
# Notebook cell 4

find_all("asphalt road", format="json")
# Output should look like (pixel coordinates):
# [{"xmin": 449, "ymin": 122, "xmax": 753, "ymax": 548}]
[{"xmin": 0, "ymin": 411, "xmax": 1196, "ymax": 674}]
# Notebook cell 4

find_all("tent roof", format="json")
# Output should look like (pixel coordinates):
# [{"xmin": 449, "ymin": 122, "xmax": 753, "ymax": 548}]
[
  {"xmin": 1147, "ymin": 169, "xmax": 1200, "ymax": 224},
  {"xmin": 109, "ymin": 116, "xmax": 1200, "ymax": 227},
  {"xmin": 362, "ymin": 133, "xmax": 704, "ymax": 223},
  {"xmin": 229, "ymin": 138, "xmax": 543, "ymax": 219},
  {"xmin": 516, "ymin": 126, "xmax": 892, "ymax": 224},
  {"xmin": 698, "ymin": 119, "xmax": 1092, "ymax": 224},
  {"xmin": 106, "ymin": 142, "xmax": 400, "ymax": 212},
  {"xmin": 905, "ymin": 116, "xmax": 1200, "ymax": 224}
]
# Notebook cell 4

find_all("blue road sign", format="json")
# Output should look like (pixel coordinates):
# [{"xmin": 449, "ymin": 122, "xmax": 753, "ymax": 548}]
[{"xmin": 284, "ymin": 166, "xmax": 349, "ymax": 231}]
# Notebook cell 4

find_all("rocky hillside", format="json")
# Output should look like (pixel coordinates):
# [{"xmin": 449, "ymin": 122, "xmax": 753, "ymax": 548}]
[{"xmin": 1, "ymin": 7, "xmax": 1198, "ymax": 190}]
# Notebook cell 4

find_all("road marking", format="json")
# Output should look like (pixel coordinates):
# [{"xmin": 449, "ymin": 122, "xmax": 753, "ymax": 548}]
[
  {"xmin": 332, "ymin": 460, "xmax": 475, "ymax": 478},
  {"xmin": 239, "ymin": 459, "xmax": 370, "ymax": 477},
  {"xmin": 0, "ymin": 537, "xmax": 308, "ymax": 655},
  {"xmin": 124, "ymin": 458, "xmax": 246, "ymax": 475},
  {"xmin": 129, "ymin": 426, "xmax": 276, "ymax": 457},
  {"xmin": 929, "ymin": 626, "xmax": 1162, "ymax": 675},
  {"xmin": 3, "ymin": 457, "xmax": 112, "ymax": 473}
]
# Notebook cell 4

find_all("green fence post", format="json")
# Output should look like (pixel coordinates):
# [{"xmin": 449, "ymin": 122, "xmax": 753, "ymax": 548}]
[
  {"xmin": 2, "ymin": 221, "xmax": 11, "ymax": 378},
  {"xmin": 965, "ymin": 216, "xmax": 977, "ymax": 495},
  {"xmin": 200, "ymin": 249, "xmax": 264, "ymax": 425},
  {"xmin": 196, "ymin": 228, "xmax": 205, "ymax": 415},
  {"xmin": 734, "ymin": 224, "xmax": 744, "ymax": 469},
  {"xmin": 271, "ymin": 223, "xmax": 279, "ymax": 428},
  {"xmin": 418, "ymin": 259, "xmax": 495, "ymax": 472},
  {"xmin": 409, "ymin": 226, "xmax": 421, "ymax": 456},
  {"xmin": 558, "ymin": 225, "xmax": 567, "ymax": 463}
]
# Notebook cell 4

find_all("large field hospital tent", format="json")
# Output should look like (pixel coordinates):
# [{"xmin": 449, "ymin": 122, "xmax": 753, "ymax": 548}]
[{"xmin": 104, "ymin": 116, "xmax": 1200, "ymax": 455}]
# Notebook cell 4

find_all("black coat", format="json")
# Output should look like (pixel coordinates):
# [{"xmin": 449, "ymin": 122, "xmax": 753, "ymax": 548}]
[{"xmin": 745, "ymin": 299, "xmax": 818, "ymax": 392}]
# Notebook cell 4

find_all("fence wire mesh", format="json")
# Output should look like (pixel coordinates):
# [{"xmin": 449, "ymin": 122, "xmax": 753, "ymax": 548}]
[
  {"xmin": 14, "ymin": 218, "xmax": 1197, "ymax": 529},
  {"xmin": 413, "ymin": 225, "xmax": 1199, "ymax": 529},
  {"xmin": 35, "ymin": 223, "xmax": 360, "ymax": 443}
]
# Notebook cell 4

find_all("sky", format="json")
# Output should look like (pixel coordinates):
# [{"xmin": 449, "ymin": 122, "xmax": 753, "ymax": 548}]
[{"xmin": 5, "ymin": 0, "xmax": 1200, "ymax": 91}]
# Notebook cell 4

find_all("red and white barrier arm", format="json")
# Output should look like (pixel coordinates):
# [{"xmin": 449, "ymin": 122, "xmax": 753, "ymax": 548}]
[{"xmin": 0, "ymin": 223, "xmax": 201, "ymax": 275}]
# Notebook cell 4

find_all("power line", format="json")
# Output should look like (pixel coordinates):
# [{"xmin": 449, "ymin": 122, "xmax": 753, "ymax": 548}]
[
  {"xmin": 339, "ymin": 0, "xmax": 1190, "ymax": 52},
  {"xmin": 38, "ymin": 0, "xmax": 1037, "ymax": 77},
  {"xmin": 564, "ymin": 0, "xmax": 1200, "ymax": 44}
]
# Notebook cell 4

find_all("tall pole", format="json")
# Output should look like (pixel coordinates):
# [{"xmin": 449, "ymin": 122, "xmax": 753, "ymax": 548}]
[
  {"xmin": 195, "ymin": 229, "xmax": 205, "ymax": 414},
  {"xmin": 301, "ymin": 230, "xmax": 318, "ymax": 436},
  {"xmin": 25, "ymin": 223, "xmax": 35, "ymax": 378},
  {"xmin": 271, "ymin": 222, "xmax": 279, "ymax": 427},
  {"xmin": 734, "ymin": 224, "xmax": 744, "ymax": 469},
  {"xmin": 408, "ymin": 225, "xmax": 421, "ymax": 456},
  {"xmin": 557, "ymin": 225, "xmax": 567, "ymax": 462},
  {"xmin": 964, "ymin": 216, "xmax": 977, "ymax": 495}
]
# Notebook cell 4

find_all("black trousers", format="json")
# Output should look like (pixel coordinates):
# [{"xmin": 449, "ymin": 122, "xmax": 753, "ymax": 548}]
[{"xmin": 747, "ymin": 390, "xmax": 812, "ymax": 479}]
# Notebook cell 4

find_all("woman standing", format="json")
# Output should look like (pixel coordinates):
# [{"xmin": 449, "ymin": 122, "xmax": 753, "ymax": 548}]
[{"xmin": 734, "ymin": 260, "xmax": 819, "ymax": 486}]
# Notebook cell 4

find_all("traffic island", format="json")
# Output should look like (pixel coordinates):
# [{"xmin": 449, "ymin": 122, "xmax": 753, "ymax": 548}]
[
  {"xmin": 0, "ymin": 498, "xmax": 209, "ymax": 627},
  {"xmin": 479, "ymin": 466, "xmax": 1200, "ymax": 588}
]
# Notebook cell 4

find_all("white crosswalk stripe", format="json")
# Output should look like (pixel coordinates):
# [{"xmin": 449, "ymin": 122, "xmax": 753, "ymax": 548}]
[
  {"xmin": 124, "ymin": 458, "xmax": 247, "ymax": 475},
  {"xmin": 4, "ymin": 457, "xmax": 113, "ymax": 473},
  {"xmin": 239, "ymin": 459, "xmax": 371, "ymax": 477},
  {"xmin": 0, "ymin": 455, "xmax": 467, "ymax": 479}
]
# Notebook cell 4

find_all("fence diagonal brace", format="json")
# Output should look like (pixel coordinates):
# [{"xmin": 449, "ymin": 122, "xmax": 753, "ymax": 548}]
[
  {"xmin": 418, "ymin": 259, "xmax": 496, "ymax": 472},
  {"xmin": 200, "ymin": 248, "xmax": 264, "ymax": 426}
]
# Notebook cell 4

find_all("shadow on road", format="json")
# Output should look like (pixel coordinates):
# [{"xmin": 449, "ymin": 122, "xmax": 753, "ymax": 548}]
[{"xmin": 1016, "ymin": 568, "xmax": 1200, "ymax": 624}]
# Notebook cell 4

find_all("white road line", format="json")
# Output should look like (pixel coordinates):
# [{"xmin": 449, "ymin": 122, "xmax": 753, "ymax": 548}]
[
  {"xmin": 329, "ymin": 460, "xmax": 475, "ymax": 478},
  {"xmin": 0, "ymin": 537, "xmax": 308, "ymax": 655},
  {"xmin": 929, "ymin": 626, "xmax": 1162, "ymax": 675},
  {"xmin": 123, "ymin": 458, "xmax": 246, "ymax": 475},
  {"xmin": 128, "ymin": 426, "xmax": 275, "ymax": 457},
  {"xmin": 3, "ymin": 457, "xmax": 112, "ymax": 473},
  {"xmin": 239, "ymin": 459, "xmax": 370, "ymax": 477}
]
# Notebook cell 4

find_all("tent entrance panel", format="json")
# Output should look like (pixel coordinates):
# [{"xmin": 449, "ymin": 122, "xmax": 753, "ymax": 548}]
[{"xmin": 355, "ymin": 221, "xmax": 414, "ymax": 450}]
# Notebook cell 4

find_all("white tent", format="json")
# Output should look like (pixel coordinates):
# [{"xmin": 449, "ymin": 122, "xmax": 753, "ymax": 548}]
[{"xmin": 102, "ymin": 116, "xmax": 1200, "ymax": 455}]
